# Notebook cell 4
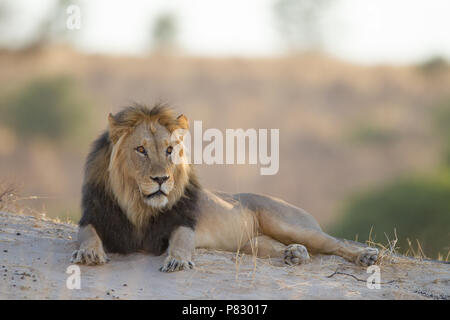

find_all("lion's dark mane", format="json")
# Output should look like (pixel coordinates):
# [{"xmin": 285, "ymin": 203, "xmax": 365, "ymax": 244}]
[{"xmin": 79, "ymin": 131, "xmax": 200, "ymax": 255}]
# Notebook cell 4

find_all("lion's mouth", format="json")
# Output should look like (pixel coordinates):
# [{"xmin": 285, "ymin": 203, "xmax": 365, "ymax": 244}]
[{"xmin": 145, "ymin": 190, "xmax": 167, "ymax": 198}]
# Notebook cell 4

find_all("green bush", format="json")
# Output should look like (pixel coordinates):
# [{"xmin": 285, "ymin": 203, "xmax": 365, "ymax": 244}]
[
  {"xmin": 330, "ymin": 171, "xmax": 450, "ymax": 259},
  {"xmin": 432, "ymin": 98, "xmax": 450, "ymax": 166},
  {"xmin": 418, "ymin": 56, "xmax": 448, "ymax": 75},
  {"xmin": 347, "ymin": 123, "xmax": 398, "ymax": 145},
  {"xmin": 0, "ymin": 76, "xmax": 91, "ymax": 141}
]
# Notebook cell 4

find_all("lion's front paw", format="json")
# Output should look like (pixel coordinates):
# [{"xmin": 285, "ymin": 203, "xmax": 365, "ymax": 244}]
[
  {"xmin": 356, "ymin": 247, "xmax": 379, "ymax": 266},
  {"xmin": 159, "ymin": 256, "xmax": 194, "ymax": 273},
  {"xmin": 284, "ymin": 244, "xmax": 310, "ymax": 266},
  {"xmin": 71, "ymin": 246, "xmax": 109, "ymax": 266}
]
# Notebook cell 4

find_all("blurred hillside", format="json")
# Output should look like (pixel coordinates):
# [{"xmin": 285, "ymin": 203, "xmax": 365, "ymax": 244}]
[{"xmin": 0, "ymin": 46, "xmax": 449, "ymax": 256}]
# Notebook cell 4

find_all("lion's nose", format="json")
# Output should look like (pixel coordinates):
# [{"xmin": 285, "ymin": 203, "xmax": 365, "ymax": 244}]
[{"xmin": 151, "ymin": 176, "xmax": 169, "ymax": 185}]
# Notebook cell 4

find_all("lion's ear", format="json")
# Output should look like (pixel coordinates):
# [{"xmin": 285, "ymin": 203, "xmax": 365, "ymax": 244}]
[
  {"xmin": 108, "ymin": 113, "xmax": 127, "ymax": 144},
  {"xmin": 177, "ymin": 114, "xmax": 189, "ymax": 130},
  {"xmin": 108, "ymin": 113, "xmax": 117, "ymax": 128}
]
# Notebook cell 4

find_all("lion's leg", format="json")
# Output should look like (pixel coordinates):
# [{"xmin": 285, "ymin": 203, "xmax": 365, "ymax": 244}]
[
  {"xmin": 71, "ymin": 224, "xmax": 109, "ymax": 265},
  {"xmin": 259, "ymin": 213, "xmax": 378, "ymax": 266},
  {"xmin": 240, "ymin": 235, "xmax": 285, "ymax": 258},
  {"xmin": 160, "ymin": 226, "xmax": 195, "ymax": 272},
  {"xmin": 294, "ymin": 229, "xmax": 378, "ymax": 266},
  {"xmin": 240, "ymin": 235, "xmax": 310, "ymax": 265}
]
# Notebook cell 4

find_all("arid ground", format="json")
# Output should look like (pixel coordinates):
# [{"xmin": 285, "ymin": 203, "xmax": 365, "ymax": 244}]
[{"xmin": 1, "ymin": 211, "xmax": 448, "ymax": 300}]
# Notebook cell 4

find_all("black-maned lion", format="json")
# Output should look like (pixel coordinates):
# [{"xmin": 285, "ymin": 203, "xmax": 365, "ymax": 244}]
[{"xmin": 72, "ymin": 103, "xmax": 378, "ymax": 272}]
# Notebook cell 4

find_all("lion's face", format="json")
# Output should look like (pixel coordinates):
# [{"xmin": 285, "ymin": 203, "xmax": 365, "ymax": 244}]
[
  {"xmin": 107, "ymin": 107, "xmax": 191, "ymax": 221},
  {"xmin": 124, "ymin": 122, "xmax": 179, "ymax": 209}
]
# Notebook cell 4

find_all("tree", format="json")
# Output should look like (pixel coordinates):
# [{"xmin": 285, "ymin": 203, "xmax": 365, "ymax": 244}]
[
  {"xmin": 0, "ymin": 0, "xmax": 80, "ymax": 51},
  {"xmin": 0, "ymin": 76, "xmax": 91, "ymax": 141},
  {"xmin": 29, "ymin": 0, "xmax": 77, "ymax": 49},
  {"xmin": 151, "ymin": 12, "xmax": 178, "ymax": 53},
  {"xmin": 273, "ymin": 0, "xmax": 333, "ymax": 52}
]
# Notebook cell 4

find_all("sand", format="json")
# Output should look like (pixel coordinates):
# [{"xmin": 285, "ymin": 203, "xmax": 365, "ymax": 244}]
[{"xmin": 0, "ymin": 211, "xmax": 448, "ymax": 300}]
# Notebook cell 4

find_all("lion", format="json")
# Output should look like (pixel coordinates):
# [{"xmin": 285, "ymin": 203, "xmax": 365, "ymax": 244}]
[{"xmin": 71, "ymin": 103, "xmax": 378, "ymax": 272}]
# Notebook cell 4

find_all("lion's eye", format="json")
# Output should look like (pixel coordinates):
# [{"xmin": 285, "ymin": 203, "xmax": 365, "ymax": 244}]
[
  {"xmin": 136, "ymin": 146, "xmax": 147, "ymax": 155},
  {"xmin": 166, "ymin": 146, "xmax": 173, "ymax": 155}
]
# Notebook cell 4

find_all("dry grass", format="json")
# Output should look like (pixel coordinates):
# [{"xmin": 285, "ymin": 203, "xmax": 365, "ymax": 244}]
[
  {"xmin": 0, "ymin": 183, "xmax": 18, "ymax": 213},
  {"xmin": 0, "ymin": 183, "xmax": 57, "ymax": 221},
  {"xmin": 365, "ymin": 227, "xmax": 449, "ymax": 264},
  {"xmin": 437, "ymin": 250, "xmax": 450, "ymax": 262},
  {"xmin": 232, "ymin": 214, "xmax": 260, "ymax": 284},
  {"xmin": 0, "ymin": 183, "xmax": 15, "ymax": 208}
]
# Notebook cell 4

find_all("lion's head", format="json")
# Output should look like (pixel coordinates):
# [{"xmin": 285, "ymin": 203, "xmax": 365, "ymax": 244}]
[{"xmin": 106, "ymin": 104, "xmax": 194, "ymax": 227}]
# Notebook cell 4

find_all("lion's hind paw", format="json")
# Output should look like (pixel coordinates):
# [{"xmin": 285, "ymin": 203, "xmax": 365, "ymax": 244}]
[
  {"xmin": 284, "ymin": 244, "xmax": 310, "ymax": 266},
  {"xmin": 356, "ymin": 247, "xmax": 379, "ymax": 266}
]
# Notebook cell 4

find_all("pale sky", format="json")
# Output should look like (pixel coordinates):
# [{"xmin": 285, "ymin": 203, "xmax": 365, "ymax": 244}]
[{"xmin": 1, "ymin": 0, "xmax": 450, "ymax": 65}]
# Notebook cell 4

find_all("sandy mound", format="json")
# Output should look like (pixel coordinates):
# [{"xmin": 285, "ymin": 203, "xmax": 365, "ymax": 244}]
[{"xmin": 0, "ymin": 211, "xmax": 448, "ymax": 300}]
